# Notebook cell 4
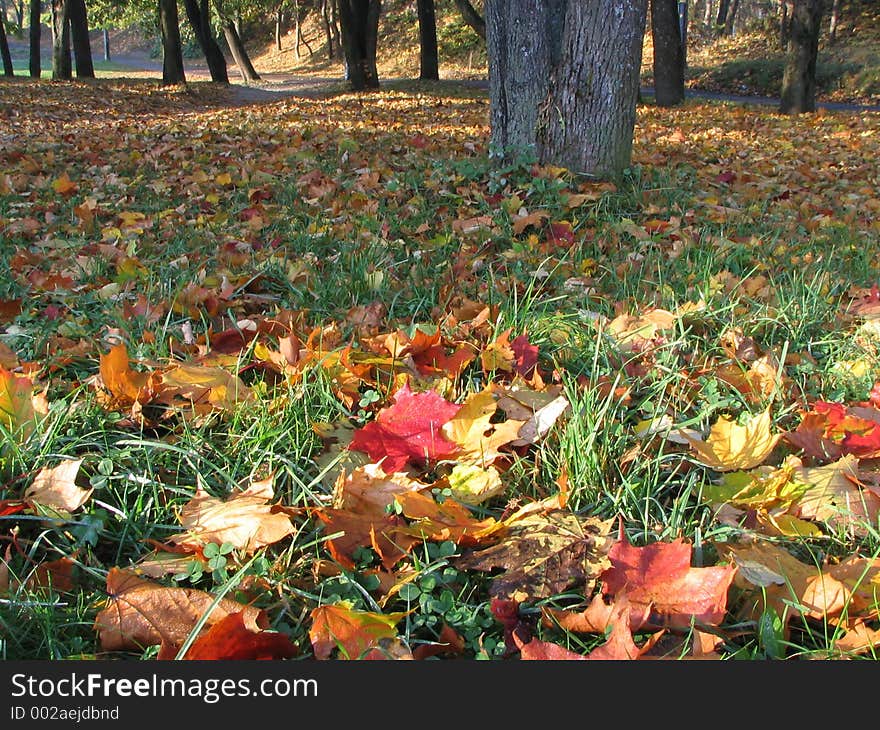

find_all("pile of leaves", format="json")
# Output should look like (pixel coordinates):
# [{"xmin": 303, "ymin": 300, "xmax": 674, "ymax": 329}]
[{"xmin": 2, "ymin": 77, "xmax": 880, "ymax": 660}]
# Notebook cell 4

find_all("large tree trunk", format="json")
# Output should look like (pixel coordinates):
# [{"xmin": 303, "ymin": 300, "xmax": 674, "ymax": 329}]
[
  {"xmin": 28, "ymin": 0, "xmax": 39, "ymax": 77},
  {"xmin": 182, "ymin": 0, "xmax": 228, "ymax": 83},
  {"xmin": 51, "ymin": 0, "xmax": 71, "ymax": 80},
  {"xmin": 453, "ymin": 0, "xmax": 485, "ymax": 41},
  {"xmin": 159, "ymin": 0, "xmax": 186, "ymax": 84},
  {"xmin": 337, "ymin": 0, "xmax": 381, "ymax": 91},
  {"xmin": 488, "ymin": 0, "xmax": 648, "ymax": 181},
  {"xmin": 417, "ymin": 0, "xmax": 438, "ymax": 80},
  {"xmin": 68, "ymin": 0, "xmax": 94, "ymax": 78},
  {"xmin": 651, "ymin": 0, "xmax": 684, "ymax": 106},
  {"xmin": 0, "ymin": 17, "xmax": 13, "ymax": 76},
  {"xmin": 222, "ymin": 21, "xmax": 260, "ymax": 81},
  {"xmin": 779, "ymin": 0, "xmax": 823, "ymax": 114}
]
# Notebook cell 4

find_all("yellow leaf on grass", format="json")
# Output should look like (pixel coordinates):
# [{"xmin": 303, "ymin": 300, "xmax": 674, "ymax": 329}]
[
  {"xmin": 0, "ymin": 367, "xmax": 39, "ymax": 440},
  {"xmin": 447, "ymin": 463, "xmax": 504, "ymax": 505},
  {"xmin": 683, "ymin": 409, "xmax": 780, "ymax": 471}
]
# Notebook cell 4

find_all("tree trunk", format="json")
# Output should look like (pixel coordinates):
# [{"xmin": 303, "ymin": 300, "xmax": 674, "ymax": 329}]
[
  {"xmin": 68, "ymin": 0, "xmax": 94, "ymax": 78},
  {"xmin": 0, "ymin": 17, "xmax": 13, "ymax": 76},
  {"xmin": 724, "ymin": 0, "xmax": 739, "ymax": 35},
  {"xmin": 103, "ymin": 27, "xmax": 110, "ymax": 60},
  {"xmin": 651, "ymin": 0, "xmax": 684, "ymax": 106},
  {"xmin": 321, "ymin": 0, "xmax": 332, "ymax": 59},
  {"xmin": 453, "ymin": 0, "xmax": 485, "ymax": 41},
  {"xmin": 222, "ymin": 21, "xmax": 260, "ymax": 80},
  {"xmin": 714, "ymin": 0, "xmax": 729, "ymax": 34},
  {"xmin": 182, "ymin": 0, "xmax": 228, "ymax": 83},
  {"xmin": 337, "ymin": 0, "xmax": 381, "ymax": 90},
  {"xmin": 275, "ymin": 7, "xmax": 283, "ymax": 50},
  {"xmin": 488, "ymin": 0, "xmax": 649, "ymax": 181},
  {"xmin": 28, "ymin": 0, "xmax": 39, "ymax": 77},
  {"xmin": 828, "ymin": 0, "xmax": 840, "ymax": 43},
  {"xmin": 780, "ymin": 0, "xmax": 823, "ymax": 114},
  {"xmin": 159, "ymin": 0, "xmax": 186, "ymax": 84},
  {"xmin": 417, "ymin": 0, "xmax": 438, "ymax": 80},
  {"xmin": 779, "ymin": 0, "xmax": 791, "ymax": 48},
  {"xmin": 702, "ymin": 0, "xmax": 713, "ymax": 27},
  {"xmin": 51, "ymin": 0, "xmax": 71, "ymax": 80}
]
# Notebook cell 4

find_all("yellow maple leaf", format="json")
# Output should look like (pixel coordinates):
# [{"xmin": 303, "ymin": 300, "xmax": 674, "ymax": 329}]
[{"xmin": 683, "ymin": 408, "xmax": 780, "ymax": 471}]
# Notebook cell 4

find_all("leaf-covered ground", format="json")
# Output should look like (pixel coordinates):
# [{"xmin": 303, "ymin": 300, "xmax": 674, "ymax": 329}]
[{"xmin": 2, "ymin": 77, "xmax": 880, "ymax": 660}]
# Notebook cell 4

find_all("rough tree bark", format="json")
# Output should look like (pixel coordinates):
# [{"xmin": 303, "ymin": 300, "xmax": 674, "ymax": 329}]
[
  {"xmin": 68, "ymin": 0, "xmax": 94, "ymax": 78},
  {"xmin": 417, "ymin": 0, "xmax": 439, "ymax": 80},
  {"xmin": 182, "ymin": 0, "xmax": 228, "ymax": 83},
  {"xmin": 159, "ymin": 0, "xmax": 186, "ymax": 84},
  {"xmin": 651, "ymin": 0, "xmax": 685, "ymax": 106},
  {"xmin": 51, "ymin": 0, "xmax": 71, "ymax": 80},
  {"xmin": 337, "ymin": 0, "xmax": 381, "ymax": 90},
  {"xmin": 779, "ymin": 0, "xmax": 823, "ymax": 113},
  {"xmin": 28, "ymin": 0, "xmax": 39, "ymax": 77},
  {"xmin": 0, "ymin": 18, "xmax": 13, "ymax": 76},
  {"xmin": 488, "ymin": 0, "xmax": 649, "ymax": 181},
  {"xmin": 453, "ymin": 0, "xmax": 485, "ymax": 40}
]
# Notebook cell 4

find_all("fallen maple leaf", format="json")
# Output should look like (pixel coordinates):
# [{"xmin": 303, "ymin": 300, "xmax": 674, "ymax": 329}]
[
  {"xmin": 0, "ymin": 367, "xmax": 41, "ymax": 440},
  {"xmin": 94, "ymin": 568, "xmax": 265, "ymax": 652},
  {"xmin": 683, "ymin": 408, "xmax": 781, "ymax": 472},
  {"xmin": 168, "ymin": 611, "xmax": 298, "ymax": 660},
  {"xmin": 24, "ymin": 459, "xmax": 92, "ymax": 515},
  {"xmin": 454, "ymin": 510, "xmax": 613, "ymax": 601},
  {"xmin": 600, "ymin": 530, "xmax": 737, "ymax": 628},
  {"xmin": 97, "ymin": 343, "xmax": 157, "ymax": 406},
  {"xmin": 349, "ymin": 382, "xmax": 461, "ymax": 472},
  {"xmin": 309, "ymin": 603, "xmax": 408, "ymax": 660},
  {"xmin": 168, "ymin": 476, "xmax": 297, "ymax": 555}
]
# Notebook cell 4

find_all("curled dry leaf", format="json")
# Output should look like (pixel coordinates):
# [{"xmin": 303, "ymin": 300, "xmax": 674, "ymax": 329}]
[
  {"xmin": 168, "ymin": 476, "xmax": 297, "ymax": 555},
  {"xmin": 24, "ymin": 459, "xmax": 92, "ymax": 514},
  {"xmin": 94, "ymin": 567, "xmax": 266, "ymax": 652}
]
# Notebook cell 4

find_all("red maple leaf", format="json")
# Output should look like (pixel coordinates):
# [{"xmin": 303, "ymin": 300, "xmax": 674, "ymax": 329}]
[
  {"xmin": 161, "ymin": 612, "xmax": 298, "ymax": 660},
  {"xmin": 349, "ymin": 383, "xmax": 461, "ymax": 472},
  {"xmin": 600, "ymin": 529, "xmax": 736, "ymax": 629},
  {"xmin": 510, "ymin": 334, "xmax": 539, "ymax": 377}
]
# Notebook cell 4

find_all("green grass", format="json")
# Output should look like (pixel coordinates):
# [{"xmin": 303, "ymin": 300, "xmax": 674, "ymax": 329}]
[{"xmin": 2, "ymin": 77, "xmax": 880, "ymax": 661}]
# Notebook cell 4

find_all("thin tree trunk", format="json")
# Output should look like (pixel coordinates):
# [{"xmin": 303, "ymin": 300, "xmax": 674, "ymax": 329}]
[
  {"xmin": 703, "ymin": 0, "xmax": 713, "ymax": 27},
  {"xmin": 275, "ymin": 7, "xmax": 283, "ymax": 50},
  {"xmin": 182, "ymin": 0, "xmax": 228, "ymax": 83},
  {"xmin": 294, "ymin": 0, "xmax": 301, "ymax": 58},
  {"xmin": 779, "ymin": 0, "xmax": 791, "ymax": 48},
  {"xmin": 453, "ymin": 0, "xmax": 485, "ymax": 40},
  {"xmin": 28, "ymin": 0, "xmax": 39, "ymax": 77},
  {"xmin": 779, "ymin": 0, "xmax": 823, "ymax": 114},
  {"xmin": 417, "ymin": 0, "xmax": 438, "ymax": 80},
  {"xmin": 159, "ymin": 0, "xmax": 186, "ymax": 84},
  {"xmin": 828, "ymin": 0, "xmax": 840, "ymax": 43},
  {"xmin": 51, "ymin": 0, "xmax": 71, "ymax": 80},
  {"xmin": 337, "ymin": 0, "xmax": 381, "ymax": 90},
  {"xmin": 724, "ymin": 0, "xmax": 739, "ymax": 35},
  {"xmin": 0, "ymin": 18, "xmax": 13, "ymax": 76},
  {"xmin": 652, "ymin": 0, "xmax": 685, "ymax": 106},
  {"xmin": 103, "ymin": 27, "xmax": 110, "ymax": 60},
  {"xmin": 222, "ymin": 21, "xmax": 260, "ymax": 80},
  {"xmin": 68, "ymin": 0, "xmax": 94, "ymax": 78},
  {"xmin": 321, "ymin": 0, "xmax": 333, "ymax": 59},
  {"xmin": 714, "ymin": 0, "xmax": 729, "ymax": 34}
]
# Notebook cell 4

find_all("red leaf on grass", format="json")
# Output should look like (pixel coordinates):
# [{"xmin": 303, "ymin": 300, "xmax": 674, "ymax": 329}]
[
  {"xmin": 172, "ymin": 611, "xmax": 298, "ymax": 660},
  {"xmin": 349, "ymin": 383, "xmax": 461, "ymax": 472}
]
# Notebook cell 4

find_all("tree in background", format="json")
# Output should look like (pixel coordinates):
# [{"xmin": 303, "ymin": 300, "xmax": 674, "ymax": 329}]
[
  {"xmin": 453, "ymin": 0, "xmax": 484, "ymax": 40},
  {"xmin": 183, "ymin": 0, "xmax": 229, "ymax": 82},
  {"xmin": 215, "ymin": 0, "xmax": 260, "ymax": 81},
  {"xmin": 28, "ymin": 0, "xmax": 38, "ymax": 76},
  {"xmin": 68, "ymin": 0, "xmax": 95, "ymax": 77},
  {"xmin": 51, "ymin": 0, "xmax": 71, "ymax": 79},
  {"xmin": 779, "ymin": 0, "xmax": 823, "ymax": 113},
  {"xmin": 651, "ymin": 0, "xmax": 685, "ymax": 106},
  {"xmin": 417, "ymin": 0, "xmax": 438, "ymax": 80},
  {"xmin": 0, "ymin": 14, "xmax": 13, "ymax": 75},
  {"xmin": 487, "ymin": 0, "xmax": 649, "ymax": 181},
  {"xmin": 159, "ymin": 0, "xmax": 186, "ymax": 84},
  {"xmin": 337, "ymin": 0, "xmax": 381, "ymax": 90}
]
